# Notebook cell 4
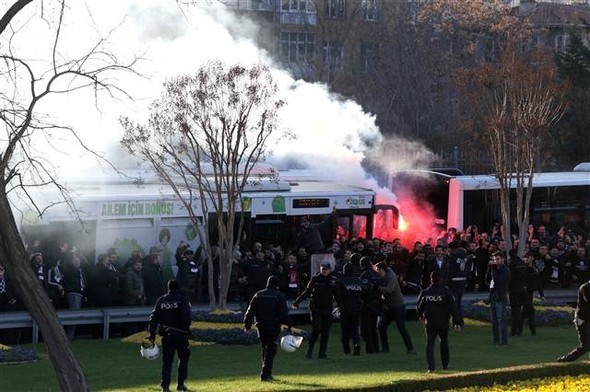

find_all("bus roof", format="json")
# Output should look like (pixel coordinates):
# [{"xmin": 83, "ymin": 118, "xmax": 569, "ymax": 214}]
[{"xmin": 450, "ymin": 171, "xmax": 590, "ymax": 191}]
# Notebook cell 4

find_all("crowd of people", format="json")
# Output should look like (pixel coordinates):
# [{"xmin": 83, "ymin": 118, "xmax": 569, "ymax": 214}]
[{"xmin": 0, "ymin": 218, "xmax": 588, "ymax": 341}]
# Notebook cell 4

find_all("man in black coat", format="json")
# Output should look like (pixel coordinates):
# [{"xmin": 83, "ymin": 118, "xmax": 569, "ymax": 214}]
[
  {"xmin": 148, "ymin": 280, "xmax": 192, "ymax": 392},
  {"xmin": 293, "ymin": 262, "xmax": 338, "ymax": 359},
  {"xmin": 244, "ymin": 275, "xmax": 292, "ymax": 382},
  {"xmin": 557, "ymin": 279, "xmax": 590, "ymax": 362},
  {"xmin": 144, "ymin": 251, "xmax": 165, "ymax": 306},
  {"xmin": 486, "ymin": 251, "xmax": 511, "ymax": 346},
  {"xmin": 417, "ymin": 271, "xmax": 461, "ymax": 373}
]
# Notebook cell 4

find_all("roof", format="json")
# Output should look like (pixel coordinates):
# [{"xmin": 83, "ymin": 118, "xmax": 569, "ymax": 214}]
[
  {"xmin": 519, "ymin": 2, "xmax": 590, "ymax": 27},
  {"xmin": 451, "ymin": 171, "xmax": 590, "ymax": 191}
]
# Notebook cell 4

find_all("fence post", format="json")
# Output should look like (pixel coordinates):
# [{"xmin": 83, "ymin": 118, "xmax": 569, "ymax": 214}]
[
  {"xmin": 103, "ymin": 309, "xmax": 110, "ymax": 340},
  {"xmin": 452, "ymin": 146, "xmax": 459, "ymax": 168}
]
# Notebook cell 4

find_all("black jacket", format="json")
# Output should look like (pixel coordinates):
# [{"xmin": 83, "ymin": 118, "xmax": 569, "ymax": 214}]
[
  {"xmin": 143, "ymin": 262, "xmax": 165, "ymax": 306},
  {"xmin": 417, "ymin": 283, "xmax": 460, "ymax": 328},
  {"xmin": 293, "ymin": 273, "xmax": 338, "ymax": 311},
  {"xmin": 62, "ymin": 264, "xmax": 87, "ymax": 296},
  {"xmin": 335, "ymin": 275, "xmax": 365, "ymax": 316},
  {"xmin": 244, "ymin": 287, "xmax": 291, "ymax": 331},
  {"xmin": 148, "ymin": 289, "xmax": 191, "ymax": 338},
  {"xmin": 486, "ymin": 263, "xmax": 511, "ymax": 304},
  {"xmin": 576, "ymin": 281, "xmax": 590, "ymax": 322},
  {"xmin": 91, "ymin": 263, "xmax": 120, "ymax": 307}
]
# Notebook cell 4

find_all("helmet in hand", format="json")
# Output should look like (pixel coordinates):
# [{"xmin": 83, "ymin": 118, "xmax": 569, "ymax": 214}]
[
  {"xmin": 140, "ymin": 342, "xmax": 160, "ymax": 360},
  {"xmin": 280, "ymin": 334, "xmax": 303, "ymax": 353},
  {"xmin": 332, "ymin": 307, "xmax": 341, "ymax": 320}
]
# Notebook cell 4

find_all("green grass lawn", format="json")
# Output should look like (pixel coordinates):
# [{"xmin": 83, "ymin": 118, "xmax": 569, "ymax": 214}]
[{"xmin": 0, "ymin": 319, "xmax": 585, "ymax": 392}]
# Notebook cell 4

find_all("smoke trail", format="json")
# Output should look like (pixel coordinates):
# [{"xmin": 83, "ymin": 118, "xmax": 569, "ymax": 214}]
[{"xmin": 16, "ymin": 1, "xmax": 439, "ymax": 245}]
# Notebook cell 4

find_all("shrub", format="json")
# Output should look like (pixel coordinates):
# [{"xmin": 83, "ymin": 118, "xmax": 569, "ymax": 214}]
[
  {"xmin": 462, "ymin": 300, "xmax": 573, "ymax": 326},
  {"xmin": 0, "ymin": 346, "xmax": 39, "ymax": 364},
  {"xmin": 192, "ymin": 310, "xmax": 244, "ymax": 324}
]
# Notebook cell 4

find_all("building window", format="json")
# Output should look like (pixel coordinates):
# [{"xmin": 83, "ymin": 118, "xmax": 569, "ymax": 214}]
[
  {"xmin": 325, "ymin": 0, "xmax": 346, "ymax": 19},
  {"xmin": 361, "ymin": 0, "xmax": 381, "ymax": 21},
  {"xmin": 555, "ymin": 33, "xmax": 569, "ymax": 52},
  {"xmin": 359, "ymin": 43, "xmax": 379, "ymax": 73},
  {"xmin": 280, "ymin": 31, "xmax": 316, "ymax": 63},
  {"xmin": 280, "ymin": 0, "xmax": 317, "ymax": 25},
  {"xmin": 323, "ymin": 40, "xmax": 344, "ymax": 69},
  {"xmin": 281, "ymin": 0, "xmax": 314, "ymax": 13}
]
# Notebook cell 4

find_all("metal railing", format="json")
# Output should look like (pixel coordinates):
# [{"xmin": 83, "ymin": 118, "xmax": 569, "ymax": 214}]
[{"xmin": 0, "ymin": 288, "xmax": 576, "ymax": 344}]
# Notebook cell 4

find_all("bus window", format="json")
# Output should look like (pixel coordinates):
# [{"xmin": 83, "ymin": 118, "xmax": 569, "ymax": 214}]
[
  {"xmin": 335, "ymin": 217, "xmax": 350, "ymax": 243},
  {"xmin": 352, "ymin": 215, "xmax": 367, "ymax": 239},
  {"xmin": 253, "ymin": 219, "xmax": 286, "ymax": 248}
]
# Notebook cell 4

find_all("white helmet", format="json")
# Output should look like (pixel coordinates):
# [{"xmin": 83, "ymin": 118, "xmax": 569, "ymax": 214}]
[
  {"xmin": 140, "ymin": 342, "xmax": 160, "ymax": 360},
  {"xmin": 280, "ymin": 334, "xmax": 303, "ymax": 353},
  {"xmin": 332, "ymin": 307, "xmax": 341, "ymax": 320}
]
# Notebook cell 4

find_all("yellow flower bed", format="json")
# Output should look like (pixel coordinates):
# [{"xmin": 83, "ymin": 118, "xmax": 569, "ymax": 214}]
[{"xmin": 453, "ymin": 375, "xmax": 590, "ymax": 392}]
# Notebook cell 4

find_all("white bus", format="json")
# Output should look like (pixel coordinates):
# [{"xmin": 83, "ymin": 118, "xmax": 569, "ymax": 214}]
[
  {"xmin": 389, "ymin": 164, "xmax": 590, "ymax": 235},
  {"xmin": 19, "ymin": 176, "xmax": 399, "ymax": 265},
  {"xmin": 447, "ymin": 169, "xmax": 590, "ymax": 232}
]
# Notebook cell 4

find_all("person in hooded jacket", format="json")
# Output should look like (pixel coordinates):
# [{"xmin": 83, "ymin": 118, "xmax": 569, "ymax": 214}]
[
  {"xmin": 293, "ymin": 262, "xmax": 338, "ymax": 359},
  {"xmin": 376, "ymin": 262, "xmax": 415, "ymax": 354},
  {"xmin": 417, "ymin": 271, "xmax": 462, "ymax": 373},
  {"xmin": 335, "ymin": 263, "xmax": 365, "ymax": 356},
  {"xmin": 244, "ymin": 275, "xmax": 292, "ymax": 382}
]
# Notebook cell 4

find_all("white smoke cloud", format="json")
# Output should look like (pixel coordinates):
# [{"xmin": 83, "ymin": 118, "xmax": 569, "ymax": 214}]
[{"xmin": 7, "ymin": 0, "xmax": 433, "ymax": 193}]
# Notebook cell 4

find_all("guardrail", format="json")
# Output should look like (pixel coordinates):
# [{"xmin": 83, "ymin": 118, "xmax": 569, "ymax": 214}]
[{"xmin": 0, "ymin": 288, "xmax": 576, "ymax": 344}]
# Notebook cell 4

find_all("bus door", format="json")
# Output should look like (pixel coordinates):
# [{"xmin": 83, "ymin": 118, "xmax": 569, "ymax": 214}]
[{"xmin": 372, "ymin": 205, "xmax": 399, "ymax": 241}]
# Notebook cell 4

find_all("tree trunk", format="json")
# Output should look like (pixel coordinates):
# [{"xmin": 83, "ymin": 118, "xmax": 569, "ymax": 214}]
[
  {"xmin": 0, "ymin": 191, "xmax": 87, "ymax": 391},
  {"xmin": 207, "ymin": 255, "xmax": 217, "ymax": 309}
]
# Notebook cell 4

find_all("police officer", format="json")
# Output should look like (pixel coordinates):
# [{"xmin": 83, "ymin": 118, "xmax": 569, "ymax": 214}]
[
  {"xmin": 293, "ymin": 262, "xmax": 338, "ymax": 359},
  {"xmin": 244, "ymin": 275, "xmax": 292, "ymax": 382},
  {"xmin": 148, "ymin": 280, "xmax": 192, "ymax": 392},
  {"xmin": 335, "ymin": 263, "xmax": 365, "ymax": 356},
  {"xmin": 417, "ymin": 271, "xmax": 461, "ymax": 373},
  {"xmin": 557, "ymin": 279, "xmax": 590, "ymax": 362},
  {"xmin": 359, "ymin": 257, "xmax": 381, "ymax": 354}
]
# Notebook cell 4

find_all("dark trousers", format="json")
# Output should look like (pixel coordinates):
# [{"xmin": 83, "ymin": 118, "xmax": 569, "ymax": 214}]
[
  {"xmin": 562, "ymin": 321, "xmax": 590, "ymax": 362},
  {"xmin": 161, "ymin": 334, "xmax": 191, "ymax": 389},
  {"xmin": 425, "ymin": 325, "xmax": 449, "ymax": 371},
  {"xmin": 560, "ymin": 320, "xmax": 590, "ymax": 362},
  {"xmin": 258, "ymin": 326, "xmax": 280, "ymax": 379},
  {"xmin": 449, "ymin": 283, "xmax": 465, "ymax": 323},
  {"xmin": 521, "ymin": 293, "xmax": 537, "ymax": 335},
  {"xmin": 340, "ymin": 312, "xmax": 361, "ymax": 354},
  {"xmin": 510, "ymin": 290, "xmax": 527, "ymax": 336},
  {"xmin": 360, "ymin": 307, "xmax": 380, "ymax": 353},
  {"xmin": 491, "ymin": 301, "xmax": 508, "ymax": 345},
  {"xmin": 308, "ymin": 308, "xmax": 332, "ymax": 357},
  {"xmin": 378, "ymin": 305, "xmax": 413, "ymax": 352}
]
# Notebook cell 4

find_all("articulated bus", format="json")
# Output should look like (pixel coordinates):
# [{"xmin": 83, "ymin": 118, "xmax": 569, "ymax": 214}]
[
  {"xmin": 389, "ymin": 163, "xmax": 590, "ymax": 234},
  {"xmin": 19, "ymin": 176, "xmax": 399, "ymax": 266}
]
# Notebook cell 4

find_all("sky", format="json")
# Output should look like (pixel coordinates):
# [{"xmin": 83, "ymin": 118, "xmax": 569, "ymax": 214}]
[{"xmin": 3, "ymin": 0, "xmax": 437, "ymax": 244}]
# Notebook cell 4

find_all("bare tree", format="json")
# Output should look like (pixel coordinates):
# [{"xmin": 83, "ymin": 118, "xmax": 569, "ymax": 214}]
[
  {"xmin": 0, "ymin": 1, "xmax": 137, "ymax": 390},
  {"xmin": 419, "ymin": 0, "xmax": 568, "ymax": 255},
  {"xmin": 457, "ymin": 46, "xmax": 567, "ymax": 256},
  {"xmin": 121, "ymin": 60, "xmax": 285, "ymax": 309}
]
